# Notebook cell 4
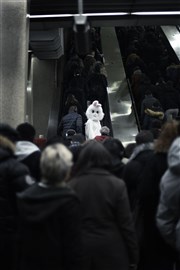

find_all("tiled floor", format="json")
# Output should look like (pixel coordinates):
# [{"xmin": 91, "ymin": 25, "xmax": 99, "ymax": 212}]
[{"xmin": 101, "ymin": 27, "xmax": 138, "ymax": 146}]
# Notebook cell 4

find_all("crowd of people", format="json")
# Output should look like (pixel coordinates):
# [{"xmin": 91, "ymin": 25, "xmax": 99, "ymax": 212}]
[
  {"xmin": 0, "ymin": 118, "xmax": 180, "ymax": 270},
  {"xmin": 116, "ymin": 26, "xmax": 180, "ymax": 130},
  {"xmin": 57, "ymin": 27, "xmax": 111, "ymax": 139},
  {"xmin": 1, "ymin": 26, "xmax": 180, "ymax": 270}
]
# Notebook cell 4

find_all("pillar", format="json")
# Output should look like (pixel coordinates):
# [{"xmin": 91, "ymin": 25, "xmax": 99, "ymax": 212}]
[{"xmin": 0, "ymin": 0, "xmax": 29, "ymax": 128}]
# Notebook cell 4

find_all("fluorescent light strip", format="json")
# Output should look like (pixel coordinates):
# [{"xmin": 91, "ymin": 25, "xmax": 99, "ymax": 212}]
[
  {"xmin": 132, "ymin": 11, "xmax": 180, "ymax": 15},
  {"xmin": 27, "ymin": 11, "xmax": 180, "ymax": 19},
  {"xmin": 85, "ymin": 12, "xmax": 129, "ymax": 16},
  {"xmin": 28, "ymin": 12, "xmax": 129, "ymax": 19},
  {"xmin": 27, "ymin": 14, "xmax": 73, "ymax": 18}
]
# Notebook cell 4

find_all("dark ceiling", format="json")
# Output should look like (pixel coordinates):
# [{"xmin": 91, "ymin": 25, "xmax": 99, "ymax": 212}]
[
  {"xmin": 30, "ymin": 0, "xmax": 180, "ymax": 14},
  {"xmin": 29, "ymin": 0, "xmax": 180, "ymax": 29},
  {"xmin": 29, "ymin": 0, "xmax": 180, "ymax": 59}
]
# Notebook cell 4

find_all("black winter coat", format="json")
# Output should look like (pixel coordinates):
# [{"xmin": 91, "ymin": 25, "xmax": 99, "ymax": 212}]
[
  {"xmin": 16, "ymin": 183, "xmax": 83, "ymax": 270},
  {"xmin": 138, "ymin": 152, "xmax": 176, "ymax": 269},
  {"xmin": 122, "ymin": 143, "xmax": 154, "ymax": 210},
  {"xmin": 0, "ymin": 148, "xmax": 30, "ymax": 233},
  {"xmin": 0, "ymin": 145, "xmax": 31, "ymax": 270},
  {"xmin": 69, "ymin": 168, "xmax": 139, "ymax": 270}
]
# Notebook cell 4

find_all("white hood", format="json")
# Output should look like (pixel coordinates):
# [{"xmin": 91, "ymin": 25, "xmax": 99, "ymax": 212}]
[{"xmin": 15, "ymin": 141, "xmax": 40, "ymax": 161}]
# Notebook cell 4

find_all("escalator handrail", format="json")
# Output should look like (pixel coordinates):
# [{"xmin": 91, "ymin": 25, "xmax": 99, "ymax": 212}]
[{"xmin": 127, "ymin": 78, "xmax": 141, "ymax": 132}]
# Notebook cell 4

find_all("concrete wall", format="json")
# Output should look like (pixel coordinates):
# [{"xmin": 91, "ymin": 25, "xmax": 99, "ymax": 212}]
[
  {"xmin": 31, "ymin": 57, "xmax": 56, "ymax": 137},
  {"xmin": 0, "ymin": 0, "xmax": 29, "ymax": 128}
]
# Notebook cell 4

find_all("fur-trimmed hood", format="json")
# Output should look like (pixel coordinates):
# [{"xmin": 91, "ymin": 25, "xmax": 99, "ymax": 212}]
[{"xmin": 0, "ymin": 135, "xmax": 15, "ymax": 160}]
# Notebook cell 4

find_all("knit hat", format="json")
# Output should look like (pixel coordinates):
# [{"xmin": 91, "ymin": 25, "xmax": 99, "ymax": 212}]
[{"xmin": 100, "ymin": 126, "xmax": 110, "ymax": 136}]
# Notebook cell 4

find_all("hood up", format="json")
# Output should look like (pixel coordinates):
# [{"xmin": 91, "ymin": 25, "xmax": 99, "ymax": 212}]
[
  {"xmin": 15, "ymin": 141, "xmax": 40, "ymax": 161},
  {"xmin": 168, "ymin": 137, "xmax": 180, "ymax": 175},
  {"xmin": 17, "ymin": 183, "xmax": 77, "ymax": 223}
]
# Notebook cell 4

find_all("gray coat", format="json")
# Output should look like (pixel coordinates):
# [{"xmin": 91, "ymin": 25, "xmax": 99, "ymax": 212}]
[
  {"xmin": 69, "ymin": 168, "xmax": 139, "ymax": 270},
  {"xmin": 156, "ymin": 137, "xmax": 180, "ymax": 254}
]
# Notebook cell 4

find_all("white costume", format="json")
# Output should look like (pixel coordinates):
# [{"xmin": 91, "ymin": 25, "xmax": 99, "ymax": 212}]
[{"xmin": 85, "ymin": 100, "xmax": 104, "ymax": 140}]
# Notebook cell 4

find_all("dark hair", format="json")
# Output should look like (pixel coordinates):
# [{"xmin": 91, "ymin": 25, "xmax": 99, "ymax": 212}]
[
  {"xmin": 93, "ymin": 61, "xmax": 103, "ymax": 73},
  {"xmin": 135, "ymin": 130, "xmax": 154, "ymax": 145},
  {"xmin": 68, "ymin": 105, "xmax": 78, "ymax": 113},
  {"xmin": 16, "ymin": 122, "xmax": 36, "ymax": 142},
  {"xmin": 103, "ymin": 138, "xmax": 125, "ymax": 159},
  {"xmin": 72, "ymin": 140, "xmax": 111, "ymax": 176},
  {"xmin": 145, "ymin": 89, "xmax": 152, "ymax": 96}
]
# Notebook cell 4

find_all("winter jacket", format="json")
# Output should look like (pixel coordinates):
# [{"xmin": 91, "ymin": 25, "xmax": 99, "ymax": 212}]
[
  {"xmin": 137, "ymin": 151, "xmax": 175, "ymax": 269},
  {"xmin": 69, "ymin": 168, "xmax": 139, "ymax": 270},
  {"xmin": 15, "ymin": 141, "xmax": 41, "ymax": 181},
  {"xmin": 0, "ymin": 137, "xmax": 33, "ymax": 270},
  {"xmin": 16, "ymin": 183, "xmax": 83, "ymax": 270},
  {"xmin": 58, "ymin": 112, "xmax": 83, "ymax": 138},
  {"xmin": 122, "ymin": 143, "xmax": 154, "ymax": 209},
  {"xmin": 156, "ymin": 137, "xmax": 180, "ymax": 254},
  {"xmin": 0, "ymin": 143, "xmax": 31, "ymax": 234}
]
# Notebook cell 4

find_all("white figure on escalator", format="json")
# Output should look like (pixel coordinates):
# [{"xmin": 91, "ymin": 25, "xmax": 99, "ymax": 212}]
[{"xmin": 85, "ymin": 100, "xmax": 104, "ymax": 140}]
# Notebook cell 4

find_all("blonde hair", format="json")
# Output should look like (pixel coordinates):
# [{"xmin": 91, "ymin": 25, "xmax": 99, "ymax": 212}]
[{"xmin": 40, "ymin": 143, "xmax": 73, "ymax": 185}]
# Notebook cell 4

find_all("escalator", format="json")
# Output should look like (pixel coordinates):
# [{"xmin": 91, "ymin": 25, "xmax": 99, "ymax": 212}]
[{"xmin": 115, "ymin": 25, "xmax": 180, "ymax": 133}]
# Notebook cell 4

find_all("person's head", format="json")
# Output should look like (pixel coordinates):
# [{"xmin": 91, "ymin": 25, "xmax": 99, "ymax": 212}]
[
  {"xmin": 83, "ymin": 55, "xmax": 96, "ymax": 70},
  {"xmin": 65, "ymin": 94, "xmax": 78, "ymax": 107},
  {"xmin": 0, "ymin": 123, "xmax": 19, "ymax": 143},
  {"xmin": 86, "ymin": 100, "xmax": 104, "ymax": 121},
  {"xmin": 73, "ymin": 140, "xmax": 111, "ymax": 176},
  {"xmin": 135, "ymin": 130, "xmax": 154, "ymax": 145},
  {"xmin": 154, "ymin": 120, "xmax": 179, "ymax": 153},
  {"xmin": 68, "ymin": 105, "xmax": 78, "ymax": 113},
  {"xmin": 92, "ymin": 61, "xmax": 104, "ymax": 74},
  {"xmin": 100, "ymin": 126, "xmax": 110, "ymax": 136},
  {"xmin": 40, "ymin": 143, "xmax": 73, "ymax": 185},
  {"xmin": 16, "ymin": 122, "xmax": 36, "ymax": 142},
  {"xmin": 103, "ymin": 138, "xmax": 125, "ymax": 160},
  {"xmin": 151, "ymin": 119, "xmax": 163, "ymax": 129},
  {"xmin": 144, "ymin": 89, "xmax": 152, "ymax": 96}
]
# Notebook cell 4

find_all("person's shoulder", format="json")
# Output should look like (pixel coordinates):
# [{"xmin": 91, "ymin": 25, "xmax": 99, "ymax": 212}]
[{"xmin": 106, "ymin": 171, "xmax": 126, "ymax": 187}]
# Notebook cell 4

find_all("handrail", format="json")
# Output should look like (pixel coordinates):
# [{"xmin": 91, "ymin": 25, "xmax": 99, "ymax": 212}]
[{"xmin": 126, "ymin": 78, "xmax": 141, "ymax": 131}]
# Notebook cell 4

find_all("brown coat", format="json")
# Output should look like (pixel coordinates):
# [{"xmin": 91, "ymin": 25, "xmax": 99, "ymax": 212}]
[{"xmin": 69, "ymin": 168, "xmax": 139, "ymax": 270}]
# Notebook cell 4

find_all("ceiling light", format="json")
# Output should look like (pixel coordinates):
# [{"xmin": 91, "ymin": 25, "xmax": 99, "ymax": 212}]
[
  {"xmin": 28, "ymin": 12, "xmax": 129, "ymax": 19},
  {"xmin": 132, "ymin": 11, "xmax": 180, "ymax": 15}
]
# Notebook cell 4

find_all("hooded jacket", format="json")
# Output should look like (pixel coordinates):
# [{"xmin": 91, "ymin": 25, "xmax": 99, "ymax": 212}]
[
  {"xmin": 156, "ymin": 137, "xmax": 180, "ymax": 254},
  {"xmin": 15, "ymin": 141, "xmax": 41, "ymax": 181},
  {"xmin": 0, "ymin": 137, "xmax": 31, "ymax": 234},
  {"xmin": 16, "ymin": 183, "xmax": 82, "ymax": 270}
]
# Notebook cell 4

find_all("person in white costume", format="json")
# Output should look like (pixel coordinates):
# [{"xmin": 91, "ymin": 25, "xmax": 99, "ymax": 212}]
[{"xmin": 85, "ymin": 100, "xmax": 104, "ymax": 140}]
